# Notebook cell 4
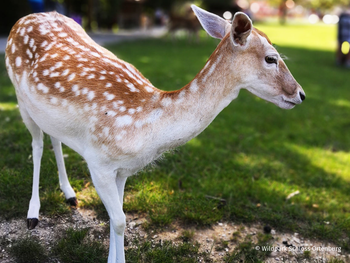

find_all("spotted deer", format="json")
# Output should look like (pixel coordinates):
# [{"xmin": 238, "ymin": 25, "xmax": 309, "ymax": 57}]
[{"xmin": 5, "ymin": 5, "xmax": 305, "ymax": 263}]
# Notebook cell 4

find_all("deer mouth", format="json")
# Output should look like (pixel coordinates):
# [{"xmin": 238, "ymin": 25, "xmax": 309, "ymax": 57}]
[
  {"xmin": 283, "ymin": 99, "xmax": 296, "ymax": 106},
  {"xmin": 280, "ymin": 97, "xmax": 296, "ymax": 109}
]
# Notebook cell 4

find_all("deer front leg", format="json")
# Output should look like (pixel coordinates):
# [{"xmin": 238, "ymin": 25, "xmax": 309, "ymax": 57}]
[
  {"xmin": 89, "ymin": 166, "xmax": 127, "ymax": 263},
  {"xmin": 50, "ymin": 136, "xmax": 77, "ymax": 206},
  {"xmin": 19, "ymin": 107, "xmax": 43, "ymax": 230}
]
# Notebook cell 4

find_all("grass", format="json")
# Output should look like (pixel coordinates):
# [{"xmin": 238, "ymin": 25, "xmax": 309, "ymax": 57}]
[
  {"xmin": 53, "ymin": 228, "xmax": 107, "ymax": 263},
  {"xmin": 1, "ymin": 22, "xmax": 350, "ymax": 261},
  {"xmin": 125, "ymin": 239, "xmax": 208, "ymax": 263},
  {"xmin": 224, "ymin": 233, "xmax": 273, "ymax": 262},
  {"xmin": 8, "ymin": 228, "xmax": 108, "ymax": 263},
  {"xmin": 8, "ymin": 236, "xmax": 48, "ymax": 263}
]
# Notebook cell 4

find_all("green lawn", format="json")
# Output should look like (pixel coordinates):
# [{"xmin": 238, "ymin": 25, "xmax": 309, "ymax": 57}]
[{"xmin": 1, "ymin": 22, "xmax": 350, "ymax": 261}]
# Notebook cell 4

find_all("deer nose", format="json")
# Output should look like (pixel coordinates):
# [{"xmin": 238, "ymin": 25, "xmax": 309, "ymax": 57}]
[{"xmin": 299, "ymin": 91, "xmax": 305, "ymax": 101}]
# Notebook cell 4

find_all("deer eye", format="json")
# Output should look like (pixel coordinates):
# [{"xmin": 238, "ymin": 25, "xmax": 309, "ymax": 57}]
[{"xmin": 265, "ymin": 56, "xmax": 277, "ymax": 64}]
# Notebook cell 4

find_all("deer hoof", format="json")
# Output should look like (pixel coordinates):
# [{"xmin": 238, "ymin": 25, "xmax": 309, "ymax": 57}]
[
  {"xmin": 66, "ymin": 197, "xmax": 78, "ymax": 206},
  {"xmin": 27, "ymin": 218, "xmax": 39, "ymax": 230}
]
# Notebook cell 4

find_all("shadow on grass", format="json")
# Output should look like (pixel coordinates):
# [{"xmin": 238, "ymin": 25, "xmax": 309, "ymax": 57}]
[{"xmin": 1, "ymin": 42, "xmax": 350, "ymax": 251}]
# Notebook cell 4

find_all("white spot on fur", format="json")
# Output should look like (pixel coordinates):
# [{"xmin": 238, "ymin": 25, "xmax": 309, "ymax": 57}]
[
  {"xmin": 82, "ymin": 88, "xmax": 88, "ymax": 95},
  {"xmin": 106, "ymin": 83, "xmax": 112, "ymax": 88},
  {"xmin": 63, "ymin": 55, "xmax": 70, "ymax": 60},
  {"xmin": 103, "ymin": 92, "xmax": 115, "ymax": 100},
  {"xmin": 144, "ymin": 86, "xmax": 153, "ymax": 93},
  {"xmin": 87, "ymin": 74, "xmax": 95, "ymax": 79},
  {"xmin": 68, "ymin": 73, "xmax": 76, "ymax": 81},
  {"xmin": 45, "ymin": 42, "xmax": 55, "ymax": 51},
  {"xmin": 43, "ymin": 69, "xmax": 49, "ymax": 76},
  {"xmin": 58, "ymin": 32, "xmax": 68, "ymax": 37},
  {"xmin": 127, "ymin": 83, "xmax": 139, "ymax": 92},
  {"xmin": 39, "ymin": 25, "xmax": 50, "ymax": 35},
  {"xmin": 27, "ymin": 26, "xmax": 33, "ymax": 32},
  {"xmin": 39, "ymin": 53, "xmax": 48, "ymax": 62},
  {"xmin": 16, "ymin": 57, "xmax": 22, "ymax": 67},
  {"xmin": 91, "ymin": 52, "xmax": 100, "ymax": 57},
  {"xmin": 72, "ymin": 85, "xmax": 79, "ymax": 92},
  {"xmin": 62, "ymin": 69, "xmax": 69, "ymax": 76},
  {"xmin": 24, "ymin": 35, "xmax": 29, "ymax": 44},
  {"xmin": 106, "ymin": 111, "xmax": 116, "ymax": 117},
  {"xmin": 55, "ymin": 62, "xmax": 63, "ymax": 69},
  {"xmin": 41, "ymin": 40, "xmax": 48, "ymax": 47},
  {"xmin": 11, "ymin": 44, "xmax": 16, "ymax": 54},
  {"xmin": 50, "ymin": 72, "xmax": 59, "ymax": 77},
  {"xmin": 87, "ymin": 91, "xmax": 95, "ymax": 101},
  {"xmin": 115, "ymin": 115, "xmax": 133, "ymax": 127},
  {"xmin": 37, "ymin": 83, "xmax": 49, "ymax": 93},
  {"xmin": 29, "ymin": 38, "xmax": 35, "ymax": 48}
]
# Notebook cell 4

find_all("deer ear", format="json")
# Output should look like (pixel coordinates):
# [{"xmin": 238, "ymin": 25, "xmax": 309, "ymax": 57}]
[
  {"xmin": 191, "ymin": 5, "xmax": 230, "ymax": 40},
  {"xmin": 231, "ymin": 12, "xmax": 252, "ymax": 46}
]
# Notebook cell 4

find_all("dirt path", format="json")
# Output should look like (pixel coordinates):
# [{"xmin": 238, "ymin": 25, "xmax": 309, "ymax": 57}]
[{"xmin": 0, "ymin": 208, "xmax": 348, "ymax": 262}]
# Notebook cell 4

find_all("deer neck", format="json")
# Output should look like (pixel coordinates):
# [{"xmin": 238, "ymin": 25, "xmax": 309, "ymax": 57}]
[{"xmin": 149, "ymin": 37, "xmax": 240, "ymax": 149}]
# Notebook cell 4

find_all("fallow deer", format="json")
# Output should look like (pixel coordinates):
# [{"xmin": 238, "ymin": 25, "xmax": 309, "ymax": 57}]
[{"xmin": 5, "ymin": 5, "xmax": 305, "ymax": 263}]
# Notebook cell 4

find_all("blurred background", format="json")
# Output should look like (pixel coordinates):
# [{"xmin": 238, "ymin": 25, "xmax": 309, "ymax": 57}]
[{"xmin": 0, "ymin": 0, "xmax": 349, "ymax": 34}]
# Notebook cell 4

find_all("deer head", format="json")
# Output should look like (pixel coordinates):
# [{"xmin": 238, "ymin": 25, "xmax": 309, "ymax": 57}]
[{"xmin": 192, "ymin": 5, "xmax": 305, "ymax": 109}]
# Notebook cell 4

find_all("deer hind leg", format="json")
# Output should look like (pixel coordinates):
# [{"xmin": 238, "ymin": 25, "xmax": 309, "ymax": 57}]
[
  {"xmin": 89, "ymin": 165, "xmax": 127, "ymax": 263},
  {"xmin": 50, "ymin": 136, "xmax": 77, "ymax": 206},
  {"xmin": 19, "ymin": 107, "xmax": 43, "ymax": 230}
]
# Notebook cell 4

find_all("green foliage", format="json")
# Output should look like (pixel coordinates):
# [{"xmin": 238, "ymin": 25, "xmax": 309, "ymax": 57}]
[
  {"xmin": 180, "ymin": 229, "xmax": 195, "ymax": 242},
  {"xmin": 126, "ymin": 239, "xmax": 207, "ymax": 263},
  {"xmin": 224, "ymin": 233, "xmax": 273, "ymax": 262},
  {"xmin": 9, "ymin": 236, "xmax": 48, "ymax": 263},
  {"xmin": 53, "ymin": 228, "xmax": 107, "ymax": 263}
]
